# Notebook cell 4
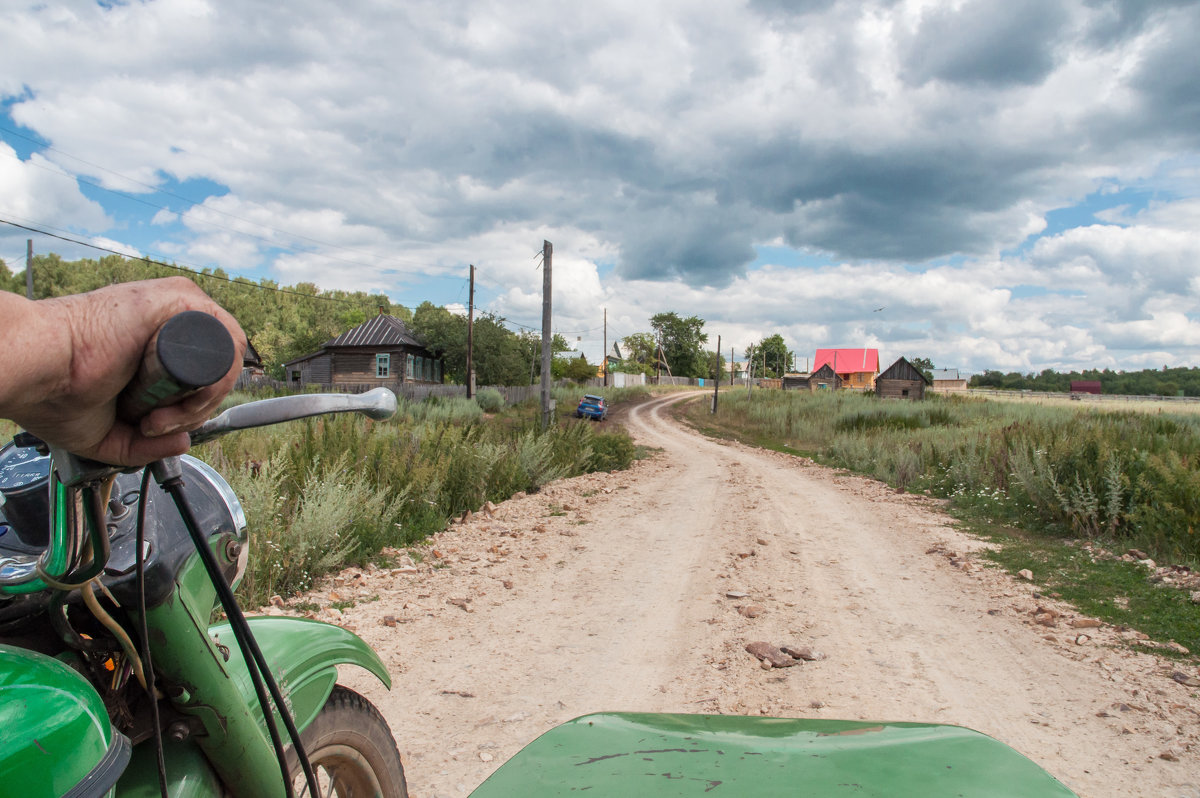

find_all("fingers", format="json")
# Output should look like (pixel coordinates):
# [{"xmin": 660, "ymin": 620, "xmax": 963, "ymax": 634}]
[{"xmin": 82, "ymin": 423, "xmax": 193, "ymax": 468}]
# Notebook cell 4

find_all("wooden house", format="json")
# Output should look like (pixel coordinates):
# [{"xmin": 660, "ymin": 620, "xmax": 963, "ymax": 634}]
[
  {"xmin": 241, "ymin": 340, "xmax": 265, "ymax": 377},
  {"xmin": 813, "ymin": 348, "xmax": 879, "ymax": 390},
  {"xmin": 782, "ymin": 363, "xmax": 843, "ymax": 391},
  {"xmin": 930, "ymin": 368, "xmax": 968, "ymax": 392},
  {"xmin": 876, "ymin": 357, "xmax": 932, "ymax": 400},
  {"xmin": 284, "ymin": 312, "xmax": 444, "ymax": 389},
  {"xmin": 1070, "ymin": 380, "xmax": 1102, "ymax": 395}
]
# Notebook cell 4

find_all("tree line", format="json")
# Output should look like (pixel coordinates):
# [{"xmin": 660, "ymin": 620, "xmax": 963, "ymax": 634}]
[
  {"xmin": 970, "ymin": 367, "xmax": 1200, "ymax": 397},
  {"xmin": 1, "ymin": 253, "xmax": 670, "ymax": 385}
]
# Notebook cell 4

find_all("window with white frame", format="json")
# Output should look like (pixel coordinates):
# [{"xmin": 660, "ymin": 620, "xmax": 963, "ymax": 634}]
[{"xmin": 376, "ymin": 353, "xmax": 390, "ymax": 378}]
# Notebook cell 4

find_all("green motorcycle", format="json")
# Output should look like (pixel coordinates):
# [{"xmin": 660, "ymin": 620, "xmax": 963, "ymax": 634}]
[
  {"xmin": 0, "ymin": 313, "xmax": 1079, "ymax": 797},
  {"xmin": 0, "ymin": 313, "xmax": 405, "ymax": 797}
]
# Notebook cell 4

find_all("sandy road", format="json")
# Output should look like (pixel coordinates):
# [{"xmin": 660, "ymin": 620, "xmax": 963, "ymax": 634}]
[{"xmin": 304, "ymin": 392, "xmax": 1200, "ymax": 797}]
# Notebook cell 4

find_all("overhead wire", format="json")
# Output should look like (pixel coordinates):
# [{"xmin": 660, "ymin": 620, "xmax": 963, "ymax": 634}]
[
  {"xmin": 0, "ymin": 216, "xmax": 427, "ymax": 312},
  {"xmin": 2, "ymin": 132, "xmax": 604, "ymax": 339},
  {"xmin": 0, "ymin": 125, "xmax": 448, "ymax": 273}
]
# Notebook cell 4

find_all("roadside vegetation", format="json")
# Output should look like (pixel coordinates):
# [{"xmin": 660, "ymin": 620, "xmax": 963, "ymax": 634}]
[
  {"xmin": 200, "ymin": 385, "xmax": 645, "ymax": 607},
  {"xmin": 684, "ymin": 388, "xmax": 1200, "ymax": 651}
]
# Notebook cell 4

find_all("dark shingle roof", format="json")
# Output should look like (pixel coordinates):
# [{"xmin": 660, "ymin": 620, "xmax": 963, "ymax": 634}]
[{"xmin": 325, "ymin": 315, "xmax": 425, "ymax": 348}]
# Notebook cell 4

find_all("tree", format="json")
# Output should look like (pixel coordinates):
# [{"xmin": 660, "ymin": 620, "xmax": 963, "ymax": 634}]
[
  {"xmin": 649, "ymin": 312, "xmax": 708, "ymax": 378},
  {"xmin": 908, "ymin": 356, "xmax": 934, "ymax": 382},
  {"xmin": 705, "ymin": 349, "xmax": 727, "ymax": 381},
  {"xmin": 620, "ymin": 332, "xmax": 658, "ymax": 376},
  {"xmin": 752, "ymin": 334, "xmax": 792, "ymax": 378},
  {"xmin": 411, "ymin": 303, "xmax": 535, "ymax": 386},
  {"xmin": 562, "ymin": 354, "xmax": 597, "ymax": 383}
]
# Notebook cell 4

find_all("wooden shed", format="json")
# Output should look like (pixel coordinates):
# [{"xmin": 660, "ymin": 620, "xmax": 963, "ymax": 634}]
[
  {"xmin": 782, "ymin": 363, "xmax": 843, "ymax": 391},
  {"xmin": 875, "ymin": 357, "xmax": 931, "ymax": 400},
  {"xmin": 283, "ymin": 312, "xmax": 444, "ymax": 389},
  {"xmin": 1070, "ymin": 380, "xmax": 1102, "ymax": 395}
]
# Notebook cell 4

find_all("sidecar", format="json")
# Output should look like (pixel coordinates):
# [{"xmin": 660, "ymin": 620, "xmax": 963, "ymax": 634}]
[{"xmin": 470, "ymin": 712, "xmax": 1079, "ymax": 797}]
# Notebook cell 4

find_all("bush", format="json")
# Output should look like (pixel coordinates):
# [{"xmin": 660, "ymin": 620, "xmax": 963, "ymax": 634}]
[
  {"xmin": 589, "ymin": 429, "xmax": 637, "ymax": 472},
  {"xmin": 475, "ymin": 387, "xmax": 505, "ymax": 412}
]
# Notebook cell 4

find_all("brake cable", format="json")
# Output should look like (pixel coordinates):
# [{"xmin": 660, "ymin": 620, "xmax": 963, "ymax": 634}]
[
  {"xmin": 153, "ymin": 459, "xmax": 321, "ymax": 798},
  {"xmin": 135, "ymin": 467, "xmax": 170, "ymax": 798}
]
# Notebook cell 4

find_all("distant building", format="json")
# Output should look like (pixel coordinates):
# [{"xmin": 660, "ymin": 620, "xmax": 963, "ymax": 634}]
[
  {"xmin": 284, "ymin": 311, "xmax": 444, "ymax": 388},
  {"xmin": 813, "ymin": 348, "xmax": 880, "ymax": 390},
  {"xmin": 876, "ymin": 357, "xmax": 932, "ymax": 400},
  {"xmin": 930, "ymin": 368, "xmax": 968, "ymax": 392},
  {"xmin": 1070, "ymin": 380, "xmax": 1102, "ymax": 395},
  {"xmin": 783, "ymin": 363, "xmax": 843, "ymax": 391}
]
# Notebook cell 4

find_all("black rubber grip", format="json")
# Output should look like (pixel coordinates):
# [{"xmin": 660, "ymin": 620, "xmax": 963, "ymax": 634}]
[
  {"xmin": 116, "ymin": 311, "xmax": 236, "ymax": 423},
  {"xmin": 155, "ymin": 311, "xmax": 236, "ymax": 389}
]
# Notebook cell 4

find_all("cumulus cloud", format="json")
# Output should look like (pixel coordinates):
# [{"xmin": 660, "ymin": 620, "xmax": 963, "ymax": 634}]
[{"xmin": 1, "ymin": 0, "xmax": 1198, "ymax": 372}]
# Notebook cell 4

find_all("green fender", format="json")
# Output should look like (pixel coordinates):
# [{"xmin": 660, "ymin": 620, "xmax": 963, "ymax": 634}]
[
  {"xmin": 471, "ymin": 712, "xmax": 1080, "ymax": 797},
  {"xmin": 208, "ymin": 616, "xmax": 391, "ymax": 736}
]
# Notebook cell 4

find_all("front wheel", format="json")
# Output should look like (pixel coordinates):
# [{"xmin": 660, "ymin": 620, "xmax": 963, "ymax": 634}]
[{"xmin": 289, "ymin": 685, "xmax": 408, "ymax": 797}]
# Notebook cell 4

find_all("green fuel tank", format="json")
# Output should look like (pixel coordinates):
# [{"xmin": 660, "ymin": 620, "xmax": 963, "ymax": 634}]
[{"xmin": 0, "ymin": 644, "xmax": 130, "ymax": 797}]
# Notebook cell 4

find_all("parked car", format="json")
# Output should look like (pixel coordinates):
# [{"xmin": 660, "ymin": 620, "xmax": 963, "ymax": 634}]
[{"xmin": 576, "ymin": 394, "xmax": 608, "ymax": 420}]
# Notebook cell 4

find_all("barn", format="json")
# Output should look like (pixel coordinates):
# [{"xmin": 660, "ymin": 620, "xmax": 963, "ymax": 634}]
[
  {"xmin": 782, "ymin": 363, "xmax": 844, "ymax": 391},
  {"xmin": 284, "ymin": 312, "xmax": 444, "ymax": 389},
  {"xmin": 875, "ymin": 357, "xmax": 932, "ymax": 400}
]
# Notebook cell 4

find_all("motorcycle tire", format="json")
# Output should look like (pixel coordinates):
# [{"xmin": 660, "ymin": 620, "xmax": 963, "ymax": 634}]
[{"xmin": 288, "ymin": 684, "xmax": 408, "ymax": 797}]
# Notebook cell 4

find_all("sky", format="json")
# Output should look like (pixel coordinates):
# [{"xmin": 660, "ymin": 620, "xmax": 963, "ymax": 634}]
[{"xmin": 1, "ymin": 0, "xmax": 1198, "ymax": 375}]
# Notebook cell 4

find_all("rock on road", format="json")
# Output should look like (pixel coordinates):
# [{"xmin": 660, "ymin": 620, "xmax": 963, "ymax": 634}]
[{"xmin": 297, "ymin": 392, "xmax": 1200, "ymax": 798}]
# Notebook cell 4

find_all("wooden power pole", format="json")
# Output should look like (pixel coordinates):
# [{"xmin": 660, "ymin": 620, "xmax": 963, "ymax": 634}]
[
  {"xmin": 602, "ymin": 307, "xmax": 607, "ymax": 388},
  {"xmin": 25, "ymin": 239, "xmax": 33, "ymax": 299},
  {"xmin": 712, "ymin": 334, "xmax": 721, "ymax": 413},
  {"xmin": 466, "ymin": 264, "xmax": 475, "ymax": 399},
  {"xmin": 540, "ymin": 241, "xmax": 553, "ymax": 429}
]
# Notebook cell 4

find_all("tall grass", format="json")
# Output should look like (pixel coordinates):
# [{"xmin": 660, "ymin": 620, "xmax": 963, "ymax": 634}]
[
  {"xmin": 689, "ymin": 389, "xmax": 1200, "ymax": 566},
  {"xmin": 201, "ymin": 396, "xmax": 639, "ymax": 606}
]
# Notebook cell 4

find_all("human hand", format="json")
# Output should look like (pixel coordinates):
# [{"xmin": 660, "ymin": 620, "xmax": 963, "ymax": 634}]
[{"xmin": 1, "ymin": 277, "xmax": 246, "ymax": 466}]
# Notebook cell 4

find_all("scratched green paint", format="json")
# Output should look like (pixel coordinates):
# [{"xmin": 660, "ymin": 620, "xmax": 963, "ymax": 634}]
[{"xmin": 471, "ymin": 713, "xmax": 1079, "ymax": 797}]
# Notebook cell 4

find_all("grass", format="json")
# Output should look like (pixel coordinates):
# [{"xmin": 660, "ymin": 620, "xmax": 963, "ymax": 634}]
[
  {"xmin": 0, "ymin": 388, "xmax": 644, "ymax": 608},
  {"xmin": 681, "ymin": 388, "xmax": 1200, "ymax": 658},
  {"xmin": 202, "ymin": 395, "xmax": 643, "ymax": 606}
]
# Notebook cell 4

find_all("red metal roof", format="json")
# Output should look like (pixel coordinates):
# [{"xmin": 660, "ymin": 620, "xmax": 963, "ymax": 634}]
[{"xmin": 813, "ymin": 348, "xmax": 879, "ymax": 374}]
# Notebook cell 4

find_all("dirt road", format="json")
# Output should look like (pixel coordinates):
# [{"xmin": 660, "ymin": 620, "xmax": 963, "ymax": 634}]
[{"xmin": 292, "ymin": 392, "xmax": 1200, "ymax": 797}]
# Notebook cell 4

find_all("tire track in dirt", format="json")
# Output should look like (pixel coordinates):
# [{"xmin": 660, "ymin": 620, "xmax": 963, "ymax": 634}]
[{"xmin": 292, "ymin": 392, "xmax": 1198, "ymax": 798}]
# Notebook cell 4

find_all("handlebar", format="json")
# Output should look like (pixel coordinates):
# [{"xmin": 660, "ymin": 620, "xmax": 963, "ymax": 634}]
[{"xmin": 116, "ymin": 310, "xmax": 237, "ymax": 423}]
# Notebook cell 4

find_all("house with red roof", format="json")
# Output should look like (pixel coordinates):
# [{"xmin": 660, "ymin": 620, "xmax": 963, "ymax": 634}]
[{"xmin": 812, "ymin": 348, "xmax": 880, "ymax": 390}]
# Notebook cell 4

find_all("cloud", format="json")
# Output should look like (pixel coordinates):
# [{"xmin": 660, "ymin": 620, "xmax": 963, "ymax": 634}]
[
  {"xmin": 1, "ymin": 0, "xmax": 1198, "ymax": 373},
  {"xmin": 901, "ymin": 0, "xmax": 1072, "ymax": 87}
]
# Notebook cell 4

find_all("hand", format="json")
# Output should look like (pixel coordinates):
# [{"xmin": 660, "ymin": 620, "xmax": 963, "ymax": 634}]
[{"xmin": 0, "ymin": 277, "xmax": 246, "ymax": 466}]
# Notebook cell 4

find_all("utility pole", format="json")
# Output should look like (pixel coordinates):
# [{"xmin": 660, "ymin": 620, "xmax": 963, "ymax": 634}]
[
  {"xmin": 466, "ymin": 264, "xmax": 475, "ymax": 399},
  {"xmin": 603, "ymin": 307, "xmax": 608, "ymax": 388},
  {"xmin": 730, "ymin": 346, "xmax": 735, "ymax": 386},
  {"xmin": 747, "ymin": 345, "xmax": 754, "ymax": 397},
  {"xmin": 25, "ymin": 239, "xmax": 33, "ymax": 299},
  {"xmin": 540, "ymin": 241, "xmax": 553, "ymax": 430},
  {"xmin": 712, "ymin": 334, "xmax": 721, "ymax": 413}
]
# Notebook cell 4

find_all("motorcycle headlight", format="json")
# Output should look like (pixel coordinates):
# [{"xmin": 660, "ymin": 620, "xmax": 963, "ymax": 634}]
[{"xmin": 181, "ymin": 455, "xmax": 248, "ymax": 589}]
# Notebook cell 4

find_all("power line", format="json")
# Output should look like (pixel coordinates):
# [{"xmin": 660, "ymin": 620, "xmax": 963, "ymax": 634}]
[
  {"xmin": 0, "ymin": 125, "xmax": 447, "ymax": 273},
  {"xmin": 0, "ymin": 216, "xmax": 416, "ymax": 310}
]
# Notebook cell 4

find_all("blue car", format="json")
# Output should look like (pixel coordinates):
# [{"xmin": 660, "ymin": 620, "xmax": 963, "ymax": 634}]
[{"xmin": 575, "ymin": 394, "xmax": 608, "ymax": 420}]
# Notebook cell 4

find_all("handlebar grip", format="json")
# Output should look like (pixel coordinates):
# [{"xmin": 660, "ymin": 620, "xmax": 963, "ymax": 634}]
[{"xmin": 116, "ymin": 311, "xmax": 236, "ymax": 423}]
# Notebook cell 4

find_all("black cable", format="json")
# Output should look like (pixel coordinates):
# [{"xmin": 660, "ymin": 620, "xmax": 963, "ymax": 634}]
[
  {"xmin": 135, "ymin": 468, "xmax": 170, "ymax": 798},
  {"xmin": 158, "ymin": 472, "xmax": 319, "ymax": 798},
  {"xmin": 0, "ymin": 216, "xmax": 412, "ymax": 312}
]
